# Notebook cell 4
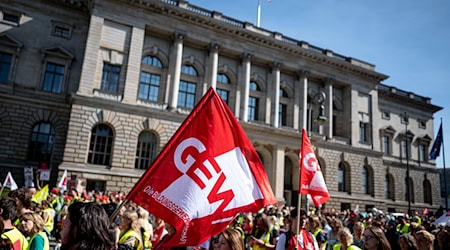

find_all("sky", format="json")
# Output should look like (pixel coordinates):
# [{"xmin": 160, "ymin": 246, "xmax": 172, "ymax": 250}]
[{"xmin": 188, "ymin": 0, "xmax": 450, "ymax": 168}]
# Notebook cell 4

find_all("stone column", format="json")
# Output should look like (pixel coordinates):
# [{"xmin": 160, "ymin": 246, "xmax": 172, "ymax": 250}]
[
  {"xmin": 242, "ymin": 53, "xmax": 252, "ymax": 122},
  {"xmin": 122, "ymin": 26, "xmax": 145, "ymax": 104},
  {"xmin": 326, "ymin": 78, "xmax": 334, "ymax": 139},
  {"xmin": 272, "ymin": 62, "xmax": 281, "ymax": 128},
  {"xmin": 300, "ymin": 70, "xmax": 309, "ymax": 130},
  {"xmin": 77, "ymin": 15, "xmax": 104, "ymax": 96},
  {"xmin": 168, "ymin": 33, "xmax": 184, "ymax": 110},
  {"xmin": 209, "ymin": 43, "xmax": 220, "ymax": 89},
  {"xmin": 273, "ymin": 145, "xmax": 286, "ymax": 201}
]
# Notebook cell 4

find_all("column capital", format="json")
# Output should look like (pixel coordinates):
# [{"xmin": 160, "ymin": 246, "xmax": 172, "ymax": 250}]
[
  {"xmin": 272, "ymin": 61, "xmax": 282, "ymax": 70},
  {"xmin": 325, "ymin": 77, "xmax": 335, "ymax": 85},
  {"xmin": 173, "ymin": 32, "xmax": 185, "ymax": 42},
  {"xmin": 241, "ymin": 52, "xmax": 253, "ymax": 61},
  {"xmin": 298, "ymin": 69, "xmax": 310, "ymax": 78},
  {"xmin": 209, "ymin": 43, "xmax": 220, "ymax": 52}
]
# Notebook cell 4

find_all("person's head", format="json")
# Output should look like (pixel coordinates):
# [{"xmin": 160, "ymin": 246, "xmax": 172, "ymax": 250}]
[
  {"xmin": 363, "ymin": 225, "xmax": 392, "ymax": 250},
  {"xmin": 399, "ymin": 234, "xmax": 417, "ymax": 250},
  {"xmin": 0, "ymin": 218, "xmax": 13, "ymax": 249},
  {"xmin": 414, "ymin": 230, "xmax": 434, "ymax": 250},
  {"xmin": 330, "ymin": 217, "xmax": 343, "ymax": 233},
  {"xmin": 353, "ymin": 221, "xmax": 364, "ymax": 236},
  {"xmin": 20, "ymin": 212, "xmax": 45, "ymax": 236},
  {"xmin": 338, "ymin": 227, "xmax": 354, "ymax": 246},
  {"xmin": 8, "ymin": 188, "xmax": 33, "ymax": 210},
  {"xmin": 60, "ymin": 201, "xmax": 114, "ymax": 250},
  {"xmin": 0, "ymin": 197, "xmax": 17, "ymax": 221},
  {"xmin": 308, "ymin": 215, "xmax": 322, "ymax": 230},
  {"xmin": 217, "ymin": 228, "xmax": 244, "ymax": 250},
  {"xmin": 120, "ymin": 209, "xmax": 140, "ymax": 232}
]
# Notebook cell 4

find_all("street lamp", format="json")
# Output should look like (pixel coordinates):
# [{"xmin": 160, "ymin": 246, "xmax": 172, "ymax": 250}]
[
  {"xmin": 404, "ymin": 112, "xmax": 411, "ymax": 215},
  {"xmin": 305, "ymin": 91, "xmax": 327, "ymax": 214}
]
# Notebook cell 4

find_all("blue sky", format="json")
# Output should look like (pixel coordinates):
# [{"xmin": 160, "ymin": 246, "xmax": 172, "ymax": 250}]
[{"xmin": 188, "ymin": 0, "xmax": 450, "ymax": 168}]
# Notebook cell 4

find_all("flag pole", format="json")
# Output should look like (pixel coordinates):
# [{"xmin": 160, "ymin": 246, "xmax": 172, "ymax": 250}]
[
  {"xmin": 109, "ymin": 198, "xmax": 129, "ymax": 224},
  {"xmin": 257, "ymin": 0, "xmax": 261, "ymax": 27},
  {"xmin": 296, "ymin": 131, "xmax": 304, "ymax": 237},
  {"xmin": 442, "ymin": 118, "xmax": 448, "ymax": 211}
]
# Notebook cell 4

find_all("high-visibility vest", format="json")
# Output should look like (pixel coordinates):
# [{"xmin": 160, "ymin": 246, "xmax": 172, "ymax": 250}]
[
  {"xmin": 1, "ymin": 227, "xmax": 29, "ymax": 250},
  {"xmin": 332, "ymin": 243, "xmax": 361, "ymax": 250},
  {"xmin": 119, "ymin": 229, "xmax": 143, "ymax": 250},
  {"xmin": 27, "ymin": 231, "xmax": 49, "ymax": 250},
  {"xmin": 252, "ymin": 229, "xmax": 271, "ymax": 250},
  {"xmin": 396, "ymin": 223, "xmax": 410, "ymax": 234},
  {"xmin": 313, "ymin": 229, "xmax": 327, "ymax": 250},
  {"xmin": 42, "ymin": 208, "xmax": 55, "ymax": 233},
  {"xmin": 142, "ymin": 227, "xmax": 152, "ymax": 250}
]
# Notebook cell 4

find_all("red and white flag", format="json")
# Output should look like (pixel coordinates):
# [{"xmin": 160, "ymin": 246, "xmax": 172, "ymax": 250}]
[
  {"xmin": 3, "ymin": 171, "xmax": 18, "ymax": 191},
  {"xmin": 299, "ymin": 128, "xmax": 329, "ymax": 207},
  {"xmin": 57, "ymin": 169, "xmax": 68, "ymax": 192},
  {"xmin": 127, "ymin": 87, "xmax": 277, "ymax": 247}
]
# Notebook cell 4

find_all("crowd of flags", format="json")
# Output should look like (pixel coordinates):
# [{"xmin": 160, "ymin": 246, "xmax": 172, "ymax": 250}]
[{"xmin": 0, "ymin": 87, "xmax": 445, "ymax": 247}]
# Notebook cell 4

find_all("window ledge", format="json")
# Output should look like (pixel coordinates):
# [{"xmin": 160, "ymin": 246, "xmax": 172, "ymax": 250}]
[{"xmin": 93, "ymin": 89, "xmax": 122, "ymax": 101}]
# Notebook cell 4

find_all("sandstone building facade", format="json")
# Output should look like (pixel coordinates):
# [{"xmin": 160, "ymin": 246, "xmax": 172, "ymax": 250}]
[{"xmin": 0, "ymin": 0, "xmax": 443, "ymax": 213}]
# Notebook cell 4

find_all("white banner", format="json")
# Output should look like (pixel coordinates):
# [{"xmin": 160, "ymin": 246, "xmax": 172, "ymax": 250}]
[{"xmin": 24, "ymin": 167, "xmax": 34, "ymax": 188}]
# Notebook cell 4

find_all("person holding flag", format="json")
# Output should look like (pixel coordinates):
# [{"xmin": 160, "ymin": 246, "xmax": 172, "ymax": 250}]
[{"xmin": 275, "ymin": 208, "xmax": 319, "ymax": 250}]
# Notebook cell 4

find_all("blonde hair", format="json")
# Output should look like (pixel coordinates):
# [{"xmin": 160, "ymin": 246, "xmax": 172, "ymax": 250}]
[
  {"xmin": 20, "ymin": 212, "xmax": 45, "ymax": 236},
  {"xmin": 337, "ymin": 227, "xmax": 353, "ymax": 246}
]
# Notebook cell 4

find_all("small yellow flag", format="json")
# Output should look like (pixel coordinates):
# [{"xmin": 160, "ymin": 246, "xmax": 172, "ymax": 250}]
[{"xmin": 32, "ymin": 184, "xmax": 49, "ymax": 204}]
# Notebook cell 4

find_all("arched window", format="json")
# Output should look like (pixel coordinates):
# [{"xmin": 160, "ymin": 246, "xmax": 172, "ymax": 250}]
[
  {"xmin": 248, "ymin": 81, "xmax": 260, "ymax": 121},
  {"xmin": 138, "ymin": 56, "xmax": 163, "ymax": 102},
  {"xmin": 384, "ymin": 174, "xmax": 395, "ymax": 200},
  {"xmin": 338, "ymin": 162, "xmax": 349, "ymax": 192},
  {"xmin": 278, "ymin": 87, "xmax": 288, "ymax": 127},
  {"xmin": 423, "ymin": 179, "xmax": 432, "ymax": 204},
  {"xmin": 405, "ymin": 177, "xmax": 415, "ymax": 203},
  {"xmin": 88, "ymin": 124, "xmax": 114, "ymax": 166},
  {"xmin": 28, "ymin": 122, "xmax": 55, "ymax": 164},
  {"xmin": 284, "ymin": 157, "xmax": 293, "ymax": 190},
  {"xmin": 216, "ymin": 73, "xmax": 230, "ymax": 104},
  {"xmin": 135, "ymin": 131, "xmax": 158, "ymax": 170},
  {"xmin": 178, "ymin": 65, "xmax": 198, "ymax": 108},
  {"xmin": 362, "ymin": 166, "xmax": 368, "ymax": 194}
]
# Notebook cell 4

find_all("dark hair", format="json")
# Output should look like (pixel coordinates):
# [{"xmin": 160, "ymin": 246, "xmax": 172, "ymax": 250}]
[
  {"xmin": 220, "ymin": 228, "xmax": 244, "ymax": 250},
  {"xmin": 8, "ymin": 188, "xmax": 33, "ymax": 209},
  {"xmin": 399, "ymin": 234, "xmax": 417, "ymax": 250},
  {"xmin": 63, "ymin": 202, "xmax": 115, "ymax": 250},
  {"xmin": 364, "ymin": 226, "xmax": 391, "ymax": 250},
  {"xmin": 0, "ymin": 197, "xmax": 17, "ymax": 220}
]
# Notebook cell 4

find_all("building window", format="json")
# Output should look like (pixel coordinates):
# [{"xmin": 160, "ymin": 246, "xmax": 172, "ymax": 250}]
[
  {"xmin": 101, "ymin": 63, "xmax": 121, "ymax": 93},
  {"xmin": 86, "ymin": 179, "xmax": 106, "ymax": 192},
  {"xmin": 178, "ymin": 81, "xmax": 196, "ymax": 108},
  {"xmin": 359, "ymin": 121, "xmax": 369, "ymax": 143},
  {"xmin": 42, "ymin": 62, "xmax": 65, "ymax": 93},
  {"xmin": 181, "ymin": 65, "xmax": 197, "ymax": 76},
  {"xmin": 142, "ymin": 55, "xmax": 163, "ymax": 67},
  {"xmin": 27, "ymin": 122, "xmax": 55, "ymax": 164},
  {"xmin": 338, "ymin": 162, "xmax": 349, "ymax": 192},
  {"xmin": 419, "ymin": 143, "xmax": 428, "ymax": 162},
  {"xmin": 138, "ymin": 72, "xmax": 160, "ymax": 102},
  {"xmin": 384, "ymin": 174, "xmax": 395, "ymax": 200},
  {"xmin": 0, "ymin": 52, "xmax": 12, "ymax": 83},
  {"xmin": 401, "ymin": 139, "xmax": 410, "ymax": 160},
  {"xmin": 382, "ymin": 111, "xmax": 390, "ymax": 120},
  {"xmin": 248, "ymin": 96, "xmax": 259, "ymax": 121},
  {"xmin": 418, "ymin": 120, "xmax": 426, "ymax": 129},
  {"xmin": 51, "ymin": 21, "xmax": 73, "ymax": 39},
  {"xmin": 405, "ymin": 177, "xmax": 414, "ymax": 203},
  {"xmin": 135, "ymin": 131, "xmax": 158, "ymax": 170},
  {"xmin": 217, "ymin": 73, "xmax": 230, "ymax": 104},
  {"xmin": 279, "ymin": 103, "xmax": 287, "ymax": 127},
  {"xmin": 423, "ymin": 179, "xmax": 432, "ymax": 204},
  {"xmin": 382, "ymin": 135, "xmax": 391, "ymax": 155},
  {"xmin": 248, "ymin": 81, "xmax": 260, "ymax": 121},
  {"xmin": 1, "ymin": 12, "xmax": 20, "ymax": 26},
  {"xmin": 362, "ymin": 166, "xmax": 368, "ymax": 194},
  {"xmin": 217, "ymin": 89, "xmax": 229, "ymax": 104},
  {"xmin": 88, "ymin": 124, "xmax": 114, "ymax": 166}
]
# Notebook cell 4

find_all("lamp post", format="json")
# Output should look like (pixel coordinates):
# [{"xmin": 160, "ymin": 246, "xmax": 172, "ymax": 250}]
[
  {"xmin": 405, "ymin": 112, "xmax": 411, "ymax": 215},
  {"xmin": 305, "ymin": 91, "xmax": 327, "ymax": 214}
]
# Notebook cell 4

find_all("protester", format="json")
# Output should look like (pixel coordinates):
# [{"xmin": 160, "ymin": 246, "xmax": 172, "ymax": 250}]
[
  {"xmin": 308, "ymin": 216, "xmax": 326, "ymax": 250},
  {"xmin": 362, "ymin": 225, "xmax": 391, "ymax": 250},
  {"xmin": 217, "ymin": 228, "xmax": 245, "ymax": 250},
  {"xmin": 8, "ymin": 188, "xmax": 34, "ymax": 227},
  {"xmin": 151, "ymin": 217, "xmax": 168, "ymax": 247},
  {"xmin": 332, "ymin": 227, "xmax": 360, "ymax": 250},
  {"xmin": 248, "ymin": 213, "xmax": 275, "ymax": 250},
  {"xmin": 351, "ymin": 222, "xmax": 363, "ymax": 249},
  {"xmin": 118, "ymin": 209, "xmax": 143, "ymax": 250},
  {"xmin": 384, "ymin": 220, "xmax": 399, "ymax": 250},
  {"xmin": 136, "ymin": 207, "xmax": 153, "ymax": 250},
  {"xmin": 275, "ymin": 208, "xmax": 318, "ymax": 250},
  {"xmin": 19, "ymin": 212, "xmax": 49, "ymax": 250},
  {"xmin": 0, "ymin": 197, "xmax": 28, "ymax": 250},
  {"xmin": 40, "ymin": 200, "xmax": 55, "ymax": 237},
  {"xmin": 398, "ymin": 234, "xmax": 417, "ymax": 250},
  {"xmin": 414, "ymin": 230, "xmax": 434, "ymax": 250},
  {"xmin": 435, "ymin": 223, "xmax": 450, "ymax": 250},
  {"xmin": 60, "ymin": 201, "xmax": 115, "ymax": 250},
  {"xmin": 326, "ymin": 218, "xmax": 342, "ymax": 250},
  {"xmin": 0, "ymin": 218, "xmax": 13, "ymax": 250}
]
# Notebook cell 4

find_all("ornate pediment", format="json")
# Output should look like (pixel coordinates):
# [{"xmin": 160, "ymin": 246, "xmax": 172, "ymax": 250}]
[
  {"xmin": 0, "ymin": 33, "xmax": 23, "ymax": 49},
  {"xmin": 41, "ymin": 46, "xmax": 74, "ymax": 60}
]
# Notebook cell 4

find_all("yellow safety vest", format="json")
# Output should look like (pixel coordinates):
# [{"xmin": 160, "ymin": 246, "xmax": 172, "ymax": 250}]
[
  {"xmin": 313, "ymin": 229, "xmax": 327, "ymax": 250},
  {"xmin": 142, "ymin": 227, "xmax": 152, "ymax": 250},
  {"xmin": 332, "ymin": 243, "xmax": 362, "ymax": 250},
  {"xmin": 119, "ymin": 229, "xmax": 143, "ymax": 250},
  {"xmin": 27, "ymin": 231, "xmax": 49, "ymax": 250},
  {"xmin": 42, "ymin": 208, "xmax": 55, "ymax": 233},
  {"xmin": 252, "ymin": 230, "xmax": 271, "ymax": 250},
  {"xmin": 1, "ymin": 227, "xmax": 29, "ymax": 250}
]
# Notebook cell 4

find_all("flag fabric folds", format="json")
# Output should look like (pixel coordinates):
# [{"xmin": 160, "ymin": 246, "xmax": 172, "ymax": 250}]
[
  {"xmin": 126, "ymin": 87, "xmax": 277, "ymax": 247},
  {"xmin": 299, "ymin": 128, "xmax": 330, "ymax": 207},
  {"xmin": 32, "ymin": 184, "xmax": 49, "ymax": 204},
  {"xmin": 57, "ymin": 169, "xmax": 68, "ymax": 192},
  {"xmin": 430, "ymin": 122, "xmax": 443, "ymax": 160}
]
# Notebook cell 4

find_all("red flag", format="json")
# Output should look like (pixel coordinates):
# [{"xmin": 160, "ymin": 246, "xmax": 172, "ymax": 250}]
[
  {"xmin": 127, "ymin": 87, "xmax": 277, "ymax": 247},
  {"xmin": 299, "ymin": 128, "xmax": 329, "ymax": 207}
]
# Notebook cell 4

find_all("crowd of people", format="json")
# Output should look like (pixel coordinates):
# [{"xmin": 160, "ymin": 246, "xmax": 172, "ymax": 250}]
[{"xmin": 1, "ymin": 186, "xmax": 450, "ymax": 250}]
